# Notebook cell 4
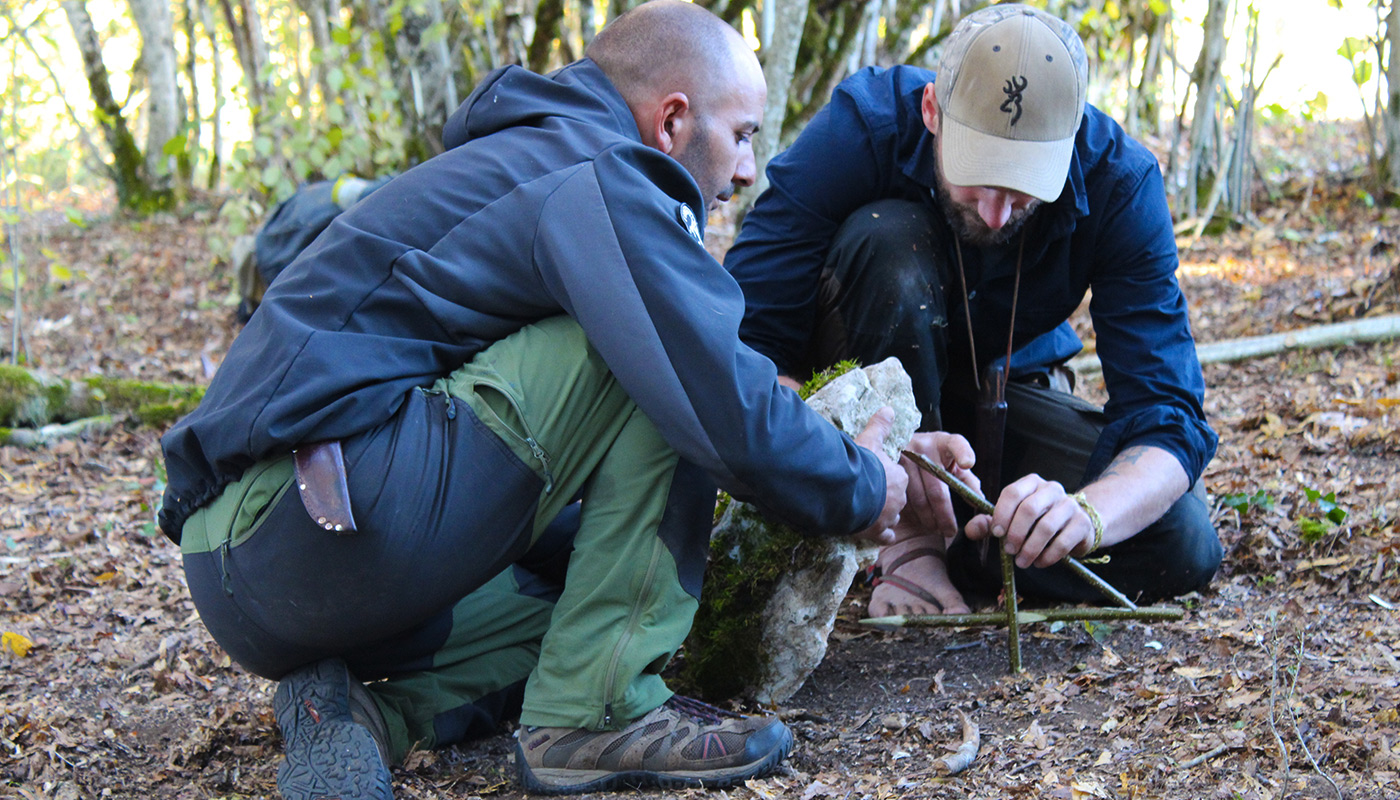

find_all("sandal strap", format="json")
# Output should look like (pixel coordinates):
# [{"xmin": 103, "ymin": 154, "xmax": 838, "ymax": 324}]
[
  {"xmin": 872, "ymin": 547, "xmax": 946, "ymax": 612},
  {"xmin": 872, "ymin": 573, "xmax": 944, "ymax": 612},
  {"xmin": 881, "ymin": 547, "xmax": 943, "ymax": 575}
]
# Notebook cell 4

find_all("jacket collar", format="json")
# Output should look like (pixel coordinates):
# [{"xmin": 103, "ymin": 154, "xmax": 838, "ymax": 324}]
[{"xmin": 558, "ymin": 58, "xmax": 644, "ymax": 144}]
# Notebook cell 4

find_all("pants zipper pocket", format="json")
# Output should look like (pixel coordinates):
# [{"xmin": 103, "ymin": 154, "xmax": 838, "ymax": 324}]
[{"xmin": 470, "ymin": 380, "xmax": 555, "ymax": 493}]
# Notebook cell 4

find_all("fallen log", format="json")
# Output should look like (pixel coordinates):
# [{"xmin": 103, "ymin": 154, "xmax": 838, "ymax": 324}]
[
  {"xmin": 1, "ymin": 416, "xmax": 114, "ymax": 448},
  {"xmin": 1069, "ymin": 314, "xmax": 1400, "ymax": 375},
  {"xmin": 0, "ymin": 364, "xmax": 203, "ymax": 428}
]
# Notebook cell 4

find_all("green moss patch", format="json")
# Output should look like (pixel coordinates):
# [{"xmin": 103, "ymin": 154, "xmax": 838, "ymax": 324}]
[{"xmin": 799, "ymin": 359, "xmax": 861, "ymax": 399}]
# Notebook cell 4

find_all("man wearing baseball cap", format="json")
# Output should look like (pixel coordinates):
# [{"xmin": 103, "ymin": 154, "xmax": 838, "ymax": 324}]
[{"xmin": 726, "ymin": 3, "xmax": 1221, "ymax": 614}]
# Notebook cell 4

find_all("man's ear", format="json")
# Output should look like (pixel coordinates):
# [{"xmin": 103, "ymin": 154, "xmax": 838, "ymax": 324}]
[
  {"xmin": 921, "ymin": 83, "xmax": 939, "ymax": 135},
  {"xmin": 652, "ymin": 92, "xmax": 691, "ymax": 155}
]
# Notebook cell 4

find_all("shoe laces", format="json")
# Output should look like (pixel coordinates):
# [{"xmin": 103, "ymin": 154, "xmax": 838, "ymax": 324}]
[{"xmin": 664, "ymin": 694, "xmax": 742, "ymax": 725}]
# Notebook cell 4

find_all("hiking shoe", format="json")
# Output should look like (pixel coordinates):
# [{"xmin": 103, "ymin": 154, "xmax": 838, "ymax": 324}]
[
  {"xmin": 273, "ymin": 657, "xmax": 393, "ymax": 800},
  {"xmin": 514, "ymin": 694, "xmax": 793, "ymax": 795}
]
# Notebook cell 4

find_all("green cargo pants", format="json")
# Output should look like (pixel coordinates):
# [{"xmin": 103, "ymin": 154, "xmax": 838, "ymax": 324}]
[{"xmin": 180, "ymin": 316, "xmax": 714, "ymax": 760}]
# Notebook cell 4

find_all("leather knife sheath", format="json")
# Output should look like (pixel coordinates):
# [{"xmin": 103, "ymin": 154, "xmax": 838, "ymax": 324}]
[{"xmin": 293, "ymin": 440, "xmax": 357, "ymax": 534}]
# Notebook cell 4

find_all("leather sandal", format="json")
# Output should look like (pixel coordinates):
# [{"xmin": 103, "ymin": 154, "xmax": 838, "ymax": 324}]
[{"xmin": 871, "ymin": 548, "xmax": 945, "ymax": 613}]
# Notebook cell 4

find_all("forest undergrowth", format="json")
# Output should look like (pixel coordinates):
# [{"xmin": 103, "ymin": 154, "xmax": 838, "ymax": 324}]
[{"xmin": 1, "ymin": 127, "xmax": 1398, "ymax": 799}]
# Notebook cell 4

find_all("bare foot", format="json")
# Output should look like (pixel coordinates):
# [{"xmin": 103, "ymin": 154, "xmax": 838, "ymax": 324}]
[{"xmin": 868, "ymin": 534, "xmax": 970, "ymax": 617}]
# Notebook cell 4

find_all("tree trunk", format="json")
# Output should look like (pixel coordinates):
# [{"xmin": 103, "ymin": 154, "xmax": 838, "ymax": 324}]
[
  {"xmin": 217, "ymin": 0, "xmax": 270, "ymax": 119},
  {"xmin": 196, "ymin": 0, "xmax": 223, "ymax": 188},
  {"xmin": 528, "ymin": 0, "xmax": 566, "ymax": 73},
  {"xmin": 290, "ymin": 11, "xmax": 313, "ymax": 117},
  {"xmin": 852, "ymin": 0, "xmax": 879, "ymax": 73},
  {"xmin": 786, "ymin": 1, "xmax": 866, "ymax": 138},
  {"xmin": 297, "ymin": 0, "xmax": 334, "ymax": 113},
  {"xmin": 1180, "ymin": 0, "xmax": 1229, "ymax": 220},
  {"xmin": 1126, "ymin": 1, "xmax": 1169, "ymax": 138},
  {"xmin": 2, "ymin": 417, "xmax": 114, "ymax": 449},
  {"xmin": 0, "ymin": 5, "xmax": 106, "ymax": 174},
  {"xmin": 578, "ymin": 0, "xmax": 598, "ymax": 48},
  {"xmin": 745, "ymin": 0, "xmax": 810, "ymax": 204},
  {"xmin": 422, "ymin": 0, "xmax": 460, "ymax": 152},
  {"xmin": 61, "ymin": 0, "xmax": 171, "ymax": 212},
  {"xmin": 500, "ymin": 0, "xmax": 529, "ymax": 66},
  {"xmin": 360, "ymin": 0, "xmax": 441, "ymax": 163},
  {"xmin": 179, "ymin": 0, "xmax": 200, "ymax": 187},
  {"xmin": 1385, "ymin": 2, "xmax": 1400, "ymax": 196},
  {"xmin": 128, "ymin": 0, "xmax": 182, "ymax": 194},
  {"xmin": 1, "ymin": 106, "xmax": 22, "ymax": 366},
  {"xmin": 886, "ymin": 0, "xmax": 928, "ymax": 64},
  {"xmin": 609, "ymin": 0, "xmax": 644, "ymax": 21},
  {"xmin": 1226, "ymin": 6, "xmax": 1265, "ymax": 217}
]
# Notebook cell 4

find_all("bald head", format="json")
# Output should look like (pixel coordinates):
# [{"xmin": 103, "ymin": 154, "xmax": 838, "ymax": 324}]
[
  {"xmin": 587, "ymin": 0, "xmax": 751, "ymax": 110},
  {"xmin": 588, "ymin": 0, "xmax": 766, "ymax": 209}
]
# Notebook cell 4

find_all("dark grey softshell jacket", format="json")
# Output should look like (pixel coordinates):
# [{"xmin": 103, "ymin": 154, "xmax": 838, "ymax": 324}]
[{"xmin": 159, "ymin": 59, "xmax": 884, "ymax": 542}]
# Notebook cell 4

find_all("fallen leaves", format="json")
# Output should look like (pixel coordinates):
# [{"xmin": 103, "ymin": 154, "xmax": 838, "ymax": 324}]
[{"xmin": 4, "ymin": 159, "xmax": 1400, "ymax": 800}]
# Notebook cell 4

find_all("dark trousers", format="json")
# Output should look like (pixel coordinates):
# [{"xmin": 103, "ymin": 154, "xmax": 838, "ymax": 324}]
[{"xmin": 808, "ymin": 199, "xmax": 1221, "ymax": 604}]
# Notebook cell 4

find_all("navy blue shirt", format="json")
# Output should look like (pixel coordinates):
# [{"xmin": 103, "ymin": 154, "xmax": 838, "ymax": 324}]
[{"xmin": 726, "ymin": 65, "xmax": 1216, "ymax": 483}]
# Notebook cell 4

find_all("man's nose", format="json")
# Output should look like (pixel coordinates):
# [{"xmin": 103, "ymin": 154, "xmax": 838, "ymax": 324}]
[
  {"xmin": 976, "ymin": 190, "xmax": 1014, "ymax": 230},
  {"xmin": 733, "ymin": 147, "xmax": 757, "ymax": 188}
]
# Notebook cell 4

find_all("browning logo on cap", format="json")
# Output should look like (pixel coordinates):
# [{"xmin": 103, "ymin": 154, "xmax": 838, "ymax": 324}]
[{"xmin": 1000, "ymin": 75, "xmax": 1028, "ymax": 125}]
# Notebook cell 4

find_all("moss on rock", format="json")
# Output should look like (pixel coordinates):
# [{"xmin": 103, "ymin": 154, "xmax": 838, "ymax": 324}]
[
  {"xmin": 799, "ymin": 359, "xmax": 861, "ymax": 399},
  {"xmin": 679, "ymin": 501, "xmax": 808, "ymax": 700}
]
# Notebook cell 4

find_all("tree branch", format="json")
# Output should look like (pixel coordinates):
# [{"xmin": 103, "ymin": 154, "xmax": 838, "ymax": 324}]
[{"xmin": 1070, "ymin": 315, "xmax": 1400, "ymax": 375}]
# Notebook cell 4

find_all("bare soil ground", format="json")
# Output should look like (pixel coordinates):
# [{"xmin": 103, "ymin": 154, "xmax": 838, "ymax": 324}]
[{"xmin": 2, "ymin": 165, "xmax": 1398, "ymax": 800}]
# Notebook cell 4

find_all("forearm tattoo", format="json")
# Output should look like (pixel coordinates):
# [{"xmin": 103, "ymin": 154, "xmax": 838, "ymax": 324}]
[{"xmin": 1097, "ymin": 445, "xmax": 1153, "ymax": 482}]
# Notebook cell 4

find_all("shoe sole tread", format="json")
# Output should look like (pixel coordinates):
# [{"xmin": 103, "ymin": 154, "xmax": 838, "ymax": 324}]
[{"xmin": 273, "ymin": 659, "xmax": 392, "ymax": 800}]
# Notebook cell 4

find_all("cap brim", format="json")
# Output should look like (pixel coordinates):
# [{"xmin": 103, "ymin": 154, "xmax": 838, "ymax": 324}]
[{"xmin": 940, "ymin": 115, "xmax": 1073, "ymax": 203}]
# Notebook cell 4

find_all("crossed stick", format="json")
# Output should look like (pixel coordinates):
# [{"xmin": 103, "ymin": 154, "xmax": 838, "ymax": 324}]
[{"xmin": 859, "ymin": 450, "xmax": 1183, "ymax": 673}]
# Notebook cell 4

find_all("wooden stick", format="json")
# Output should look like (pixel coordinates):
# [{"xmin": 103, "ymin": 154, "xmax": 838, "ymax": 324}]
[
  {"xmin": 1065, "ymin": 557, "xmax": 1137, "ymax": 611},
  {"xmin": 900, "ymin": 450, "xmax": 1140, "ymax": 610},
  {"xmin": 860, "ymin": 605, "xmax": 1186, "ymax": 627},
  {"xmin": 935, "ymin": 709, "xmax": 980, "ymax": 775},
  {"xmin": 1000, "ymin": 543, "xmax": 1021, "ymax": 672},
  {"xmin": 1175, "ymin": 744, "xmax": 1232, "ymax": 770},
  {"xmin": 903, "ymin": 450, "xmax": 995, "ymax": 515},
  {"xmin": 973, "ymin": 364, "xmax": 1017, "ymax": 670}
]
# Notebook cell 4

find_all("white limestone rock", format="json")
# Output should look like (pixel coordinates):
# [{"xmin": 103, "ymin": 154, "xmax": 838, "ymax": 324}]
[{"xmin": 709, "ymin": 358, "xmax": 920, "ymax": 704}]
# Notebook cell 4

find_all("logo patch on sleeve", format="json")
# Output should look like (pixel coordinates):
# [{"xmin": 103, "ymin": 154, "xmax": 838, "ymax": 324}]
[{"xmin": 677, "ymin": 203, "xmax": 703, "ymax": 244}]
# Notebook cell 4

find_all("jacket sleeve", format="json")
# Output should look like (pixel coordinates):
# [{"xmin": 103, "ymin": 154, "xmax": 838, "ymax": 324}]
[
  {"xmin": 532, "ymin": 147, "xmax": 886, "ymax": 536},
  {"xmin": 723, "ymin": 73, "xmax": 901, "ymax": 375},
  {"xmin": 1086, "ymin": 157, "xmax": 1217, "ymax": 484}
]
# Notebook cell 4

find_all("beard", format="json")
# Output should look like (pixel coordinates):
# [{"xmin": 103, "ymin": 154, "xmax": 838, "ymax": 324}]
[
  {"xmin": 672, "ymin": 115, "xmax": 735, "ymax": 210},
  {"xmin": 935, "ymin": 190, "xmax": 1039, "ymax": 247},
  {"xmin": 931, "ymin": 155, "xmax": 1041, "ymax": 248}
]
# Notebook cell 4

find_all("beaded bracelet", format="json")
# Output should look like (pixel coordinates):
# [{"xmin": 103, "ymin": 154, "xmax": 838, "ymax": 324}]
[{"xmin": 1071, "ymin": 492, "xmax": 1104, "ymax": 554}]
